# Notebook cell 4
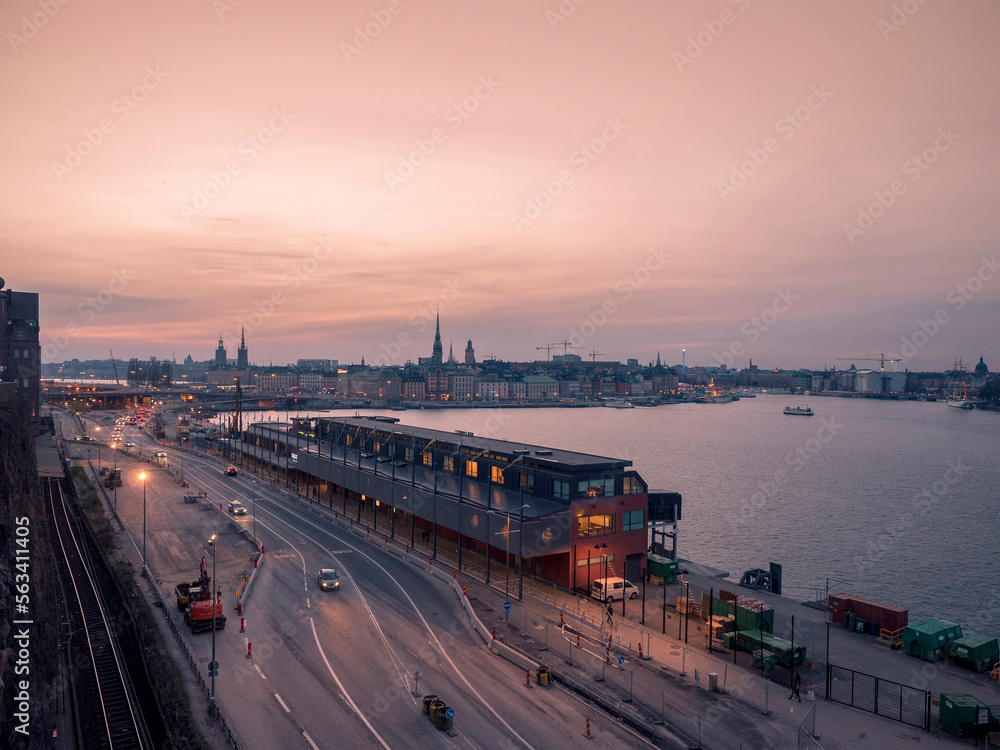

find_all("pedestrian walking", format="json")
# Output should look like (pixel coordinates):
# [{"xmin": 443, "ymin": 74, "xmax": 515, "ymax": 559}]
[{"xmin": 788, "ymin": 670, "xmax": 801, "ymax": 702}]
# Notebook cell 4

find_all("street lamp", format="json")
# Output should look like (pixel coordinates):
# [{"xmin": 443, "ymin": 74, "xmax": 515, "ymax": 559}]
[
  {"xmin": 595, "ymin": 542, "xmax": 609, "ymax": 597},
  {"xmin": 139, "ymin": 471, "xmax": 147, "ymax": 572},
  {"xmin": 251, "ymin": 480, "xmax": 257, "ymax": 549},
  {"xmin": 95, "ymin": 426, "xmax": 101, "ymax": 473},
  {"xmin": 207, "ymin": 534, "xmax": 218, "ymax": 716}
]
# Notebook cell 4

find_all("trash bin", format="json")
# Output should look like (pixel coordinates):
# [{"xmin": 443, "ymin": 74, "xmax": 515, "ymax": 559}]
[
  {"xmin": 536, "ymin": 666, "xmax": 550, "ymax": 686},
  {"xmin": 435, "ymin": 706, "xmax": 455, "ymax": 731},
  {"xmin": 422, "ymin": 695, "xmax": 438, "ymax": 716},
  {"xmin": 428, "ymin": 700, "xmax": 445, "ymax": 724},
  {"xmin": 708, "ymin": 672, "xmax": 718, "ymax": 693}
]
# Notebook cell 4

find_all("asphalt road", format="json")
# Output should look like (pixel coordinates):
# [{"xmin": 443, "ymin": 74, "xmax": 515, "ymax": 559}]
[{"xmin": 66, "ymin": 411, "xmax": 652, "ymax": 749}]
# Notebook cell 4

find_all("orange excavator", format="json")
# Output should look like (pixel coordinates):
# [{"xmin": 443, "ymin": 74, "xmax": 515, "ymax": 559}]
[{"xmin": 184, "ymin": 556, "xmax": 227, "ymax": 634}]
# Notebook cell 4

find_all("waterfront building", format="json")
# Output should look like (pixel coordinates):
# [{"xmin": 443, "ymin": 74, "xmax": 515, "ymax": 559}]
[
  {"xmin": 230, "ymin": 416, "xmax": 682, "ymax": 593},
  {"xmin": 523, "ymin": 373, "xmax": 558, "ymax": 400},
  {"xmin": 447, "ymin": 371, "xmax": 475, "ymax": 402},
  {"xmin": 255, "ymin": 368, "xmax": 298, "ymax": 393},
  {"xmin": 0, "ymin": 281, "xmax": 40, "ymax": 419}
]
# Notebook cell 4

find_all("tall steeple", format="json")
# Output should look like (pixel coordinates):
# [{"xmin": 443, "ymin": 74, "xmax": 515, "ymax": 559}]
[
  {"xmin": 448, "ymin": 340, "xmax": 455, "ymax": 364},
  {"xmin": 431, "ymin": 312, "xmax": 443, "ymax": 365},
  {"xmin": 237, "ymin": 326, "xmax": 249, "ymax": 370}
]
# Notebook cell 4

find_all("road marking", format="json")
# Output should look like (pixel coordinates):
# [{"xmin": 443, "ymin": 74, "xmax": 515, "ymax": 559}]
[
  {"xmin": 259, "ymin": 498, "xmax": 535, "ymax": 750},
  {"xmin": 274, "ymin": 693, "xmax": 290, "ymax": 713},
  {"xmin": 302, "ymin": 731, "xmax": 320, "ymax": 750},
  {"xmin": 253, "ymin": 663, "xmax": 265, "ymax": 679},
  {"xmin": 311, "ymin": 618, "xmax": 392, "ymax": 750}
]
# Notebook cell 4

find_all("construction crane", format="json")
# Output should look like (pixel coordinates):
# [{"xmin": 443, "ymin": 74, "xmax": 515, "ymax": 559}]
[
  {"xmin": 836, "ymin": 353, "xmax": 900, "ymax": 370},
  {"xmin": 535, "ymin": 341, "xmax": 577, "ymax": 361},
  {"xmin": 589, "ymin": 351, "xmax": 605, "ymax": 362},
  {"xmin": 109, "ymin": 349, "xmax": 121, "ymax": 385}
]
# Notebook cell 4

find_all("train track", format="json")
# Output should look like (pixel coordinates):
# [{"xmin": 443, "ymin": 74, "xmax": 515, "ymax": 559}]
[{"xmin": 45, "ymin": 477, "xmax": 146, "ymax": 750}]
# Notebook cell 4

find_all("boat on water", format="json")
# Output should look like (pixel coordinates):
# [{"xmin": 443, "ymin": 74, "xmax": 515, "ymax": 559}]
[
  {"xmin": 712, "ymin": 394, "xmax": 734, "ymax": 403},
  {"xmin": 783, "ymin": 406, "xmax": 814, "ymax": 416},
  {"xmin": 946, "ymin": 396, "xmax": 979, "ymax": 409},
  {"xmin": 603, "ymin": 398, "xmax": 634, "ymax": 409}
]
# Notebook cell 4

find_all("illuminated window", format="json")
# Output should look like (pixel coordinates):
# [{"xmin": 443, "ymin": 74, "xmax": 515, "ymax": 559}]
[
  {"xmin": 491, "ymin": 466, "xmax": 504, "ymax": 482},
  {"xmin": 623, "ymin": 510, "xmax": 644, "ymax": 532},
  {"xmin": 578, "ymin": 478, "xmax": 614, "ymax": 498},
  {"xmin": 443, "ymin": 455, "xmax": 454, "ymax": 472},
  {"xmin": 423, "ymin": 452, "xmax": 432, "ymax": 467},
  {"xmin": 465, "ymin": 459, "xmax": 478, "ymax": 477},
  {"xmin": 578, "ymin": 514, "xmax": 615, "ymax": 537},
  {"xmin": 521, "ymin": 473, "xmax": 534, "ymax": 492},
  {"xmin": 624, "ymin": 475, "xmax": 646, "ymax": 495},
  {"xmin": 553, "ymin": 480, "xmax": 569, "ymax": 500}
]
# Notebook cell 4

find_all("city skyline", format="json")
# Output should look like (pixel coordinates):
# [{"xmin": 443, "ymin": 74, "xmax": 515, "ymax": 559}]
[{"xmin": 2, "ymin": 1, "xmax": 997, "ymax": 370}]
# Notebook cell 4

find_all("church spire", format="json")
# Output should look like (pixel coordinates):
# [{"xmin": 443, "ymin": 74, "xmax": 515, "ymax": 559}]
[{"xmin": 431, "ymin": 311, "xmax": 444, "ymax": 365}]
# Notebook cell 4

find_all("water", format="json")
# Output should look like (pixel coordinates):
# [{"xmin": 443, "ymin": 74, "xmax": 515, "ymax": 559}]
[{"xmin": 246, "ymin": 396, "xmax": 1000, "ymax": 637}]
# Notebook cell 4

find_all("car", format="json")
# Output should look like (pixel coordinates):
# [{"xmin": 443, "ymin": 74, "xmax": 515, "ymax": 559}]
[
  {"xmin": 591, "ymin": 577, "xmax": 638, "ymax": 603},
  {"xmin": 225, "ymin": 467, "xmax": 238, "ymax": 476},
  {"xmin": 317, "ymin": 568, "xmax": 340, "ymax": 591},
  {"xmin": 154, "ymin": 450, "xmax": 168, "ymax": 461},
  {"xmin": 228, "ymin": 501, "xmax": 247, "ymax": 515},
  {"xmin": 124, "ymin": 441, "xmax": 137, "ymax": 449}
]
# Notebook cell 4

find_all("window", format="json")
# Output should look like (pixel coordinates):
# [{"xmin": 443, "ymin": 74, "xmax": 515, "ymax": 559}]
[
  {"xmin": 465, "ymin": 459, "xmax": 478, "ymax": 477},
  {"xmin": 576, "ymin": 553, "xmax": 615, "ymax": 567},
  {"xmin": 442, "ymin": 455, "xmax": 454, "ymax": 472},
  {"xmin": 491, "ymin": 465, "xmax": 504, "ymax": 483},
  {"xmin": 624, "ymin": 475, "xmax": 646, "ymax": 495},
  {"xmin": 12, "ymin": 350, "xmax": 18, "ymax": 358},
  {"xmin": 623, "ymin": 510, "xmax": 644, "ymax": 532},
  {"xmin": 578, "ymin": 514, "xmax": 615, "ymax": 537},
  {"xmin": 422, "ymin": 451, "xmax": 433, "ymax": 466},
  {"xmin": 521, "ymin": 472, "xmax": 534, "ymax": 492},
  {"xmin": 553, "ymin": 480, "xmax": 569, "ymax": 500},
  {"xmin": 578, "ymin": 477, "xmax": 614, "ymax": 498}
]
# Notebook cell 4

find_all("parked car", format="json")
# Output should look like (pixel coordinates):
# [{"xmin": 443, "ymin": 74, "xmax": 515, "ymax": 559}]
[
  {"xmin": 228, "ymin": 501, "xmax": 247, "ymax": 515},
  {"xmin": 591, "ymin": 577, "xmax": 638, "ymax": 603},
  {"xmin": 317, "ymin": 568, "xmax": 340, "ymax": 591}
]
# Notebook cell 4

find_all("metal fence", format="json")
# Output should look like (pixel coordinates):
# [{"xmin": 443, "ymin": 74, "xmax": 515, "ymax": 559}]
[{"xmin": 828, "ymin": 664, "xmax": 930, "ymax": 730}]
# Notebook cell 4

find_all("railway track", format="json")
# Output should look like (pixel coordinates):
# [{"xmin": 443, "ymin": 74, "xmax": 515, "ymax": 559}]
[{"xmin": 45, "ymin": 477, "xmax": 146, "ymax": 750}]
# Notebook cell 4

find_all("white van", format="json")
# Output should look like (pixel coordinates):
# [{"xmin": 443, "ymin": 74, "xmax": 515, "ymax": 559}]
[{"xmin": 591, "ymin": 577, "xmax": 638, "ymax": 603}]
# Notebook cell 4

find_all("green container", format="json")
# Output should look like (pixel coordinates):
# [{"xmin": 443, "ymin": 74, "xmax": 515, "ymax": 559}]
[
  {"xmin": 903, "ymin": 618, "xmax": 963, "ymax": 662},
  {"xmin": 752, "ymin": 650, "xmax": 777, "ymax": 671},
  {"xmin": 939, "ymin": 693, "xmax": 992, "ymax": 738},
  {"xmin": 855, "ymin": 619, "xmax": 866, "ymax": 634},
  {"xmin": 722, "ymin": 631, "xmax": 737, "ymax": 650},
  {"xmin": 735, "ymin": 629, "xmax": 806, "ymax": 667},
  {"xmin": 948, "ymin": 633, "xmax": 1000, "ymax": 673},
  {"xmin": 648, "ymin": 555, "xmax": 679, "ymax": 584}
]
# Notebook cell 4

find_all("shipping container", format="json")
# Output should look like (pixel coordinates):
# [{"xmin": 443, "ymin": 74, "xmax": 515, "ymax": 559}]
[
  {"xmin": 735, "ymin": 629, "xmax": 806, "ymax": 667},
  {"xmin": 939, "ymin": 694, "xmax": 994, "ymax": 738},
  {"xmin": 903, "ymin": 619, "xmax": 963, "ymax": 662},
  {"xmin": 948, "ymin": 633, "xmax": 1000, "ymax": 673},
  {"xmin": 647, "ymin": 554, "xmax": 679, "ymax": 584}
]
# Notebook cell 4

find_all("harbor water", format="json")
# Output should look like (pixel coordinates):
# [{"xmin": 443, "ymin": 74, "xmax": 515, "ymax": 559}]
[{"xmin": 251, "ymin": 396, "xmax": 1000, "ymax": 638}]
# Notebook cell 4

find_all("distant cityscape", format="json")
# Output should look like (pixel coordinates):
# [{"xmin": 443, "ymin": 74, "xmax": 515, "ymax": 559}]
[{"xmin": 35, "ymin": 313, "xmax": 997, "ymax": 405}]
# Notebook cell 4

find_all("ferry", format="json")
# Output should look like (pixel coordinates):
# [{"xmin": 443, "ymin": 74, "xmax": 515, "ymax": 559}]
[
  {"xmin": 603, "ymin": 398, "xmax": 634, "ymax": 409},
  {"xmin": 783, "ymin": 406, "xmax": 814, "ymax": 416}
]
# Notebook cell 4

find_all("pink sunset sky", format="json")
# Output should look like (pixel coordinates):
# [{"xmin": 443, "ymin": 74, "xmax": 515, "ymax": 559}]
[{"xmin": 1, "ymin": 0, "xmax": 997, "ymax": 371}]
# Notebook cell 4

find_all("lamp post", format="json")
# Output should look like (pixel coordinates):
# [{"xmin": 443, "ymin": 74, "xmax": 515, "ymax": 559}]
[
  {"xmin": 95, "ymin": 426, "xmax": 101, "ymax": 473},
  {"xmin": 251, "ymin": 480, "xmax": 257, "ymax": 549},
  {"xmin": 139, "ymin": 471, "xmax": 147, "ymax": 572},
  {"xmin": 595, "ymin": 542, "xmax": 608, "ymax": 597},
  {"xmin": 208, "ymin": 534, "xmax": 218, "ymax": 716},
  {"xmin": 113, "ymin": 443, "xmax": 118, "ymax": 513},
  {"xmin": 504, "ymin": 504, "xmax": 529, "ymax": 599}
]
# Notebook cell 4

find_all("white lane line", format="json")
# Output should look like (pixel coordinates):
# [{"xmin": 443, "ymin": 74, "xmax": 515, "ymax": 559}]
[
  {"xmin": 275, "ymin": 693, "xmax": 290, "ymax": 713},
  {"xmin": 310, "ymin": 618, "xmax": 392, "ymax": 750},
  {"xmin": 254, "ymin": 663, "xmax": 265, "ymax": 679},
  {"xmin": 259, "ymin": 498, "xmax": 535, "ymax": 750},
  {"xmin": 302, "ymin": 731, "xmax": 320, "ymax": 750}
]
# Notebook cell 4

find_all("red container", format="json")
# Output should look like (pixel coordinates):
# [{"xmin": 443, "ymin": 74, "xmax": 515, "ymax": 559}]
[
  {"xmin": 829, "ymin": 594, "xmax": 854, "ymax": 612},
  {"xmin": 830, "ymin": 604, "xmax": 845, "ymax": 624}
]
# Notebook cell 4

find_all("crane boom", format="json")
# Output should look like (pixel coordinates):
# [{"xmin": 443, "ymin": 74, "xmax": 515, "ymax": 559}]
[{"xmin": 109, "ymin": 349, "xmax": 121, "ymax": 384}]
